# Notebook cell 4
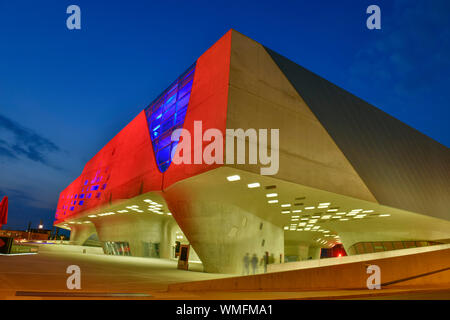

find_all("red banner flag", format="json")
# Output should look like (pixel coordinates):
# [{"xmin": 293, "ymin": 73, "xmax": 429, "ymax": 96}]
[{"xmin": 0, "ymin": 196, "xmax": 8, "ymax": 227}]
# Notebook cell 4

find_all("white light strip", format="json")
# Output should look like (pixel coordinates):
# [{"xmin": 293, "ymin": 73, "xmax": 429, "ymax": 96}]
[{"xmin": 247, "ymin": 182, "xmax": 260, "ymax": 188}]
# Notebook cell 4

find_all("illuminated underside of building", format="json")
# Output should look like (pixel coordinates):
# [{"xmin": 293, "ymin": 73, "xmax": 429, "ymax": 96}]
[{"xmin": 54, "ymin": 30, "xmax": 450, "ymax": 274}]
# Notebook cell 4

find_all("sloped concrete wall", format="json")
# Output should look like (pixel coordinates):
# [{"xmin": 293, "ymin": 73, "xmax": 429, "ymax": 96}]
[{"xmin": 164, "ymin": 184, "xmax": 284, "ymax": 274}]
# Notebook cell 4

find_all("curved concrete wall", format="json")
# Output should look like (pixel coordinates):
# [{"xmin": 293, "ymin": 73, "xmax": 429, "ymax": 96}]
[{"xmin": 164, "ymin": 185, "xmax": 284, "ymax": 274}]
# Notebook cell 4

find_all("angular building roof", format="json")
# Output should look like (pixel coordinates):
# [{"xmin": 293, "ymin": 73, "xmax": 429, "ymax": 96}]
[{"xmin": 264, "ymin": 46, "xmax": 450, "ymax": 220}]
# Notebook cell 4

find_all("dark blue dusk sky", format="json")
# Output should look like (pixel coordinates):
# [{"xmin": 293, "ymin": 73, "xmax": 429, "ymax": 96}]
[{"xmin": 1, "ymin": 0, "xmax": 449, "ymax": 230}]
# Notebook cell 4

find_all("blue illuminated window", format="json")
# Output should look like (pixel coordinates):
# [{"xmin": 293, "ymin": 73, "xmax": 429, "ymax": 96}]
[{"xmin": 144, "ymin": 64, "xmax": 196, "ymax": 172}]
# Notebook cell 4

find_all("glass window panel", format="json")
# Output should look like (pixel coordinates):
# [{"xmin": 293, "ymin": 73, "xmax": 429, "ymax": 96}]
[
  {"xmin": 373, "ymin": 242, "xmax": 384, "ymax": 252},
  {"xmin": 416, "ymin": 241, "xmax": 427, "ymax": 247},
  {"xmin": 178, "ymin": 81, "xmax": 193, "ymax": 99},
  {"xmin": 393, "ymin": 242, "xmax": 405, "ymax": 250},
  {"xmin": 155, "ymin": 134, "xmax": 172, "ymax": 151},
  {"xmin": 176, "ymin": 94, "xmax": 190, "ymax": 111},
  {"xmin": 144, "ymin": 64, "xmax": 196, "ymax": 172},
  {"xmin": 364, "ymin": 242, "xmax": 374, "ymax": 253},
  {"xmin": 355, "ymin": 243, "xmax": 365, "ymax": 254},
  {"xmin": 161, "ymin": 116, "xmax": 175, "ymax": 134},
  {"xmin": 163, "ymin": 103, "xmax": 176, "ymax": 121},
  {"xmin": 383, "ymin": 242, "xmax": 394, "ymax": 251},
  {"xmin": 404, "ymin": 241, "xmax": 416, "ymax": 248},
  {"xmin": 156, "ymin": 144, "xmax": 172, "ymax": 165},
  {"xmin": 175, "ymin": 108, "xmax": 187, "ymax": 126}
]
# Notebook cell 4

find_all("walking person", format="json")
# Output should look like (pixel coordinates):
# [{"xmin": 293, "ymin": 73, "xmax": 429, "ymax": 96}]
[
  {"xmin": 260, "ymin": 251, "xmax": 269, "ymax": 273},
  {"xmin": 243, "ymin": 253, "xmax": 250, "ymax": 275},
  {"xmin": 250, "ymin": 254, "xmax": 258, "ymax": 274}
]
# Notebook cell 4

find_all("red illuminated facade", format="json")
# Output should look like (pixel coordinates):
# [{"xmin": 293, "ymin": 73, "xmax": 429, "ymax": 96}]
[{"xmin": 55, "ymin": 31, "xmax": 232, "ymax": 225}]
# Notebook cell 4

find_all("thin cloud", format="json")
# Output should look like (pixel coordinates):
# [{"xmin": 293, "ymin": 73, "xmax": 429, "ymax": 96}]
[
  {"xmin": 0, "ymin": 113, "xmax": 61, "ymax": 168},
  {"xmin": 349, "ymin": 0, "xmax": 450, "ymax": 94}
]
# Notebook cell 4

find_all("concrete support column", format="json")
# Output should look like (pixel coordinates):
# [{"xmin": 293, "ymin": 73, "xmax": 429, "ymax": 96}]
[
  {"xmin": 164, "ymin": 194, "xmax": 284, "ymax": 274},
  {"xmin": 285, "ymin": 243, "xmax": 310, "ymax": 261},
  {"xmin": 308, "ymin": 246, "xmax": 322, "ymax": 260},
  {"xmin": 94, "ymin": 215, "xmax": 165, "ymax": 257},
  {"xmin": 160, "ymin": 220, "xmax": 176, "ymax": 259},
  {"xmin": 69, "ymin": 223, "xmax": 97, "ymax": 246}
]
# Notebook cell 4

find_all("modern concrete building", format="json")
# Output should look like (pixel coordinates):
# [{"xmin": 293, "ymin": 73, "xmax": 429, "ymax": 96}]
[{"xmin": 54, "ymin": 30, "xmax": 450, "ymax": 274}]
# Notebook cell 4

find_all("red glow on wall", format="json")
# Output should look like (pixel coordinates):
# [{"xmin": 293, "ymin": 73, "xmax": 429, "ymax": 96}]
[
  {"xmin": 0, "ymin": 196, "xmax": 8, "ymax": 228},
  {"xmin": 54, "ymin": 30, "xmax": 233, "ymax": 224}
]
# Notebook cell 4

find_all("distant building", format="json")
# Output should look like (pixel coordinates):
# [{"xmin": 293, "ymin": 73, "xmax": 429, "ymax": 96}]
[{"xmin": 0, "ymin": 229, "xmax": 50, "ymax": 241}]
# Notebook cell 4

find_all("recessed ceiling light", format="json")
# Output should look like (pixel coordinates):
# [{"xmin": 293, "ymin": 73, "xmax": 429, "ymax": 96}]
[
  {"xmin": 309, "ymin": 219, "xmax": 318, "ymax": 223},
  {"xmin": 291, "ymin": 218, "xmax": 299, "ymax": 221},
  {"xmin": 379, "ymin": 214, "xmax": 391, "ymax": 217},
  {"xmin": 339, "ymin": 218, "xmax": 349, "ymax": 221},
  {"xmin": 336, "ymin": 212, "xmax": 346, "ymax": 215},
  {"xmin": 305, "ymin": 206, "xmax": 315, "ymax": 210},
  {"xmin": 321, "ymin": 215, "xmax": 332, "ymax": 219},
  {"xmin": 281, "ymin": 210, "xmax": 290, "ymax": 214},
  {"xmin": 304, "ymin": 228, "xmax": 311, "ymax": 231},
  {"xmin": 268, "ymin": 200, "xmax": 279, "ymax": 204},
  {"xmin": 319, "ymin": 203, "xmax": 331, "ymax": 206},
  {"xmin": 266, "ymin": 193, "xmax": 278, "ymax": 198},
  {"xmin": 312, "ymin": 216, "xmax": 321, "ymax": 219},
  {"xmin": 283, "ymin": 226, "xmax": 289, "ymax": 230},
  {"xmin": 88, "ymin": 215, "xmax": 97, "ymax": 218},
  {"xmin": 332, "ymin": 216, "xmax": 340, "ymax": 219},
  {"xmin": 327, "ymin": 209, "xmax": 338, "ymax": 212},
  {"xmin": 227, "ymin": 175, "xmax": 240, "ymax": 181},
  {"xmin": 292, "ymin": 210, "xmax": 302, "ymax": 213},
  {"xmin": 247, "ymin": 182, "xmax": 260, "ymax": 188},
  {"xmin": 298, "ymin": 222, "xmax": 306, "ymax": 227},
  {"xmin": 281, "ymin": 204, "xmax": 291, "ymax": 208},
  {"xmin": 363, "ymin": 210, "xmax": 374, "ymax": 213}
]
